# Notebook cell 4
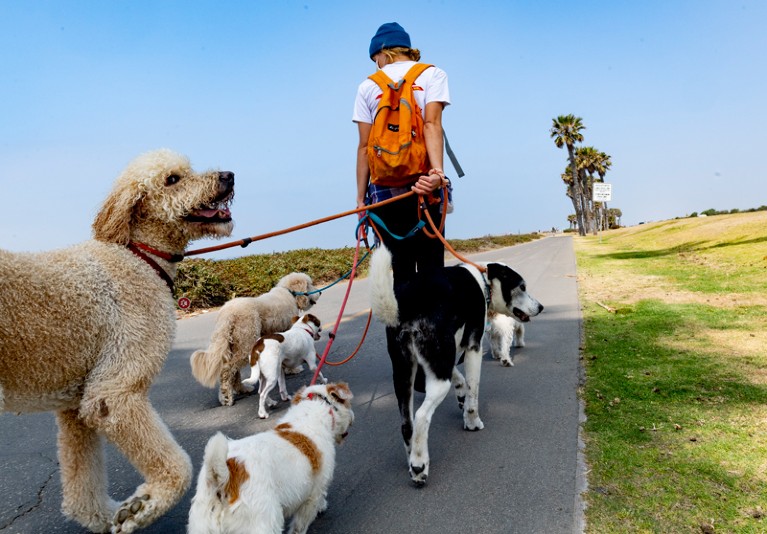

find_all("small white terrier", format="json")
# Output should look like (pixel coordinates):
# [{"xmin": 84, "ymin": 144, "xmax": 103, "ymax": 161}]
[
  {"xmin": 488, "ymin": 311, "xmax": 526, "ymax": 366},
  {"xmin": 187, "ymin": 382, "xmax": 354, "ymax": 534},
  {"xmin": 242, "ymin": 313, "xmax": 325, "ymax": 419}
]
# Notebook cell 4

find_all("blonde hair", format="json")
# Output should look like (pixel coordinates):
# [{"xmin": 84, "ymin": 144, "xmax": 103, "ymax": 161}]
[{"xmin": 379, "ymin": 46, "xmax": 421, "ymax": 63}]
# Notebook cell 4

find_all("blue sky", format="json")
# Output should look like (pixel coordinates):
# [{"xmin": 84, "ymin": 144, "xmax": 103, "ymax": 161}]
[{"xmin": 2, "ymin": 1, "xmax": 765, "ymax": 259}]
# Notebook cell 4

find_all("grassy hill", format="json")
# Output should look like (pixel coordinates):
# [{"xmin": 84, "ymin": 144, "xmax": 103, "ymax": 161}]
[{"xmin": 575, "ymin": 211, "xmax": 767, "ymax": 533}]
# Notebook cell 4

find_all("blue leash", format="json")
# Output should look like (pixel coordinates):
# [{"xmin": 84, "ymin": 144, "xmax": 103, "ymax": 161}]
[
  {"xmin": 290, "ymin": 210, "xmax": 425, "ymax": 298},
  {"xmin": 290, "ymin": 222, "xmax": 372, "ymax": 297}
]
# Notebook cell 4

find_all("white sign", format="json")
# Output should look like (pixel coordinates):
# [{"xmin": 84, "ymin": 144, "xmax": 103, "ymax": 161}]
[{"xmin": 593, "ymin": 183, "xmax": 612, "ymax": 202}]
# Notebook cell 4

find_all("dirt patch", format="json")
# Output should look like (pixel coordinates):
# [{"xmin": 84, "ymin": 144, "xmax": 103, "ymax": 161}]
[{"xmin": 578, "ymin": 272, "xmax": 767, "ymax": 309}]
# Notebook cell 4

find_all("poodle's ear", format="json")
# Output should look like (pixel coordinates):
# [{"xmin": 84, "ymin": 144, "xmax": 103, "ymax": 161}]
[
  {"xmin": 291, "ymin": 275, "xmax": 312, "ymax": 310},
  {"xmin": 295, "ymin": 294, "xmax": 310, "ymax": 310},
  {"xmin": 92, "ymin": 183, "xmax": 143, "ymax": 245}
]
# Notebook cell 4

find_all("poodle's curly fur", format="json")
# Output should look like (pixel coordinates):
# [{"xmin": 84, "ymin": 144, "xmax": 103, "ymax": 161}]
[
  {"xmin": 190, "ymin": 273, "xmax": 319, "ymax": 406},
  {"xmin": 0, "ymin": 149, "xmax": 234, "ymax": 533}
]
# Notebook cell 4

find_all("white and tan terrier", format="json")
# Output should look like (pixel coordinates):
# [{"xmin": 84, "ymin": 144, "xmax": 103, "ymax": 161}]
[
  {"xmin": 187, "ymin": 382, "xmax": 354, "ymax": 534},
  {"xmin": 242, "ymin": 313, "xmax": 325, "ymax": 419}
]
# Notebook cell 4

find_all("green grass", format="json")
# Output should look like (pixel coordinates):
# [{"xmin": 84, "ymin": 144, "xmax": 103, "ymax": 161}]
[
  {"xmin": 577, "ymin": 212, "xmax": 767, "ymax": 533},
  {"xmin": 175, "ymin": 232, "xmax": 541, "ymax": 310}
]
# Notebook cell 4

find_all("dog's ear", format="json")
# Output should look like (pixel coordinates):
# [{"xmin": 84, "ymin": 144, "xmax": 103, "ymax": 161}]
[
  {"xmin": 92, "ymin": 182, "xmax": 144, "ymax": 245},
  {"xmin": 292, "ymin": 385, "xmax": 308, "ymax": 404},
  {"xmin": 327, "ymin": 382, "xmax": 353, "ymax": 403},
  {"xmin": 291, "ymin": 275, "xmax": 312, "ymax": 310}
]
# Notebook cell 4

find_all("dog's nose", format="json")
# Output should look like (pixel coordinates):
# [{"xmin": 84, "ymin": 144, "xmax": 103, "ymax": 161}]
[{"xmin": 218, "ymin": 171, "xmax": 235, "ymax": 186}]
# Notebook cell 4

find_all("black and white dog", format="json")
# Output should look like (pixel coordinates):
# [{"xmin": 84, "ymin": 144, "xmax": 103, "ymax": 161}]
[{"xmin": 369, "ymin": 245, "xmax": 543, "ymax": 485}]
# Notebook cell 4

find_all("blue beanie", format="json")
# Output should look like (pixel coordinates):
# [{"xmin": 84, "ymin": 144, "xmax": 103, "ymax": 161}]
[{"xmin": 369, "ymin": 22, "xmax": 411, "ymax": 59}]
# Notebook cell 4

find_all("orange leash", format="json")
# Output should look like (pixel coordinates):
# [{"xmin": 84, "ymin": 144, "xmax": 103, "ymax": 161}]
[
  {"xmin": 185, "ymin": 191, "xmax": 415, "ymax": 257},
  {"xmin": 419, "ymin": 194, "xmax": 487, "ymax": 273},
  {"xmin": 322, "ymin": 309, "xmax": 373, "ymax": 366}
]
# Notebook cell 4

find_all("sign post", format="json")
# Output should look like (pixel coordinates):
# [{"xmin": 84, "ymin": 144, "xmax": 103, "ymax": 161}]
[
  {"xmin": 593, "ymin": 183, "xmax": 612, "ymax": 202},
  {"xmin": 592, "ymin": 183, "xmax": 612, "ymax": 242}
]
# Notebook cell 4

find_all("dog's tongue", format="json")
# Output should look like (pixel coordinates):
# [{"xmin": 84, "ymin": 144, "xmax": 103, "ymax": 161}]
[{"xmin": 193, "ymin": 207, "xmax": 231, "ymax": 218}]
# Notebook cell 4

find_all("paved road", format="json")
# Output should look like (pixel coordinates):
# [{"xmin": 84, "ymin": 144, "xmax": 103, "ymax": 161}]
[{"xmin": 0, "ymin": 236, "xmax": 584, "ymax": 533}]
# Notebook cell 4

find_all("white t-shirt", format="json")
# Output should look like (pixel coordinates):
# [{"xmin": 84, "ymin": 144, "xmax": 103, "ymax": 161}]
[{"xmin": 352, "ymin": 61, "xmax": 450, "ymax": 124}]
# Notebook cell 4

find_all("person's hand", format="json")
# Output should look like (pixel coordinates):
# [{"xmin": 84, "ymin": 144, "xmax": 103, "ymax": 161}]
[
  {"xmin": 356, "ymin": 200, "xmax": 367, "ymax": 240},
  {"xmin": 411, "ymin": 168, "xmax": 445, "ymax": 195}
]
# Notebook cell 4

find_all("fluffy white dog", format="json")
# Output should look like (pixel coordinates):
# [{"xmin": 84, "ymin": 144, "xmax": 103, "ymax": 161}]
[
  {"xmin": 242, "ymin": 313, "xmax": 326, "ymax": 419},
  {"xmin": 488, "ymin": 310, "xmax": 526, "ymax": 366},
  {"xmin": 187, "ymin": 382, "xmax": 354, "ymax": 534}
]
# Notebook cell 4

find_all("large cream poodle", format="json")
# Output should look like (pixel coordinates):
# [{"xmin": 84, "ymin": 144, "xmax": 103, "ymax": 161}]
[
  {"xmin": 0, "ymin": 149, "xmax": 234, "ymax": 533},
  {"xmin": 190, "ymin": 273, "xmax": 319, "ymax": 406}
]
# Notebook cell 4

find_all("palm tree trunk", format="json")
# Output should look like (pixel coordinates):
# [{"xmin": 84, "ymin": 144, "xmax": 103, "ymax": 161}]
[{"xmin": 567, "ymin": 146, "xmax": 586, "ymax": 236}]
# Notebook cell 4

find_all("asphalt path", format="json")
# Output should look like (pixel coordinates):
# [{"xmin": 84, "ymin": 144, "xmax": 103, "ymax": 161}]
[{"xmin": 0, "ymin": 235, "xmax": 584, "ymax": 534}]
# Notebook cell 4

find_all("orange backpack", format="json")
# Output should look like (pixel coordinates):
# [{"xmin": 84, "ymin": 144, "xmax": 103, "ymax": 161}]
[{"xmin": 367, "ymin": 63, "xmax": 433, "ymax": 187}]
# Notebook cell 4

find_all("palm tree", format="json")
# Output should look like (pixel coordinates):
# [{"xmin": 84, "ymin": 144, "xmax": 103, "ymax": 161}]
[
  {"xmin": 551, "ymin": 115, "xmax": 585, "ymax": 235},
  {"xmin": 575, "ymin": 146, "xmax": 600, "ymax": 234},
  {"xmin": 560, "ymin": 167, "xmax": 580, "ymax": 227}
]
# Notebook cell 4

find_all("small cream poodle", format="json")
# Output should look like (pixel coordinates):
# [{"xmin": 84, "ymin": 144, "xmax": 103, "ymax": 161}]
[
  {"xmin": 0, "ymin": 149, "xmax": 234, "ymax": 533},
  {"xmin": 190, "ymin": 273, "xmax": 319, "ymax": 406},
  {"xmin": 187, "ymin": 382, "xmax": 354, "ymax": 534}
]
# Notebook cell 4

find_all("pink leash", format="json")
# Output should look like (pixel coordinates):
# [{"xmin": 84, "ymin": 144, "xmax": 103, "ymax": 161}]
[{"xmin": 309, "ymin": 222, "xmax": 364, "ymax": 386}]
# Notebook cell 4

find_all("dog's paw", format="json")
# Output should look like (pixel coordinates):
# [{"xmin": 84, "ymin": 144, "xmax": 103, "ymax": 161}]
[
  {"xmin": 239, "ymin": 381, "xmax": 255, "ymax": 393},
  {"xmin": 409, "ymin": 463, "xmax": 428, "ymax": 486},
  {"xmin": 501, "ymin": 358, "xmax": 514, "ymax": 367},
  {"xmin": 258, "ymin": 409, "xmax": 270, "ymax": 419},
  {"xmin": 266, "ymin": 397, "xmax": 278, "ymax": 407},
  {"xmin": 112, "ymin": 494, "xmax": 151, "ymax": 533},
  {"xmin": 284, "ymin": 365, "xmax": 304, "ymax": 375},
  {"xmin": 217, "ymin": 391, "xmax": 235, "ymax": 407},
  {"xmin": 318, "ymin": 496, "xmax": 328, "ymax": 514},
  {"xmin": 463, "ymin": 416, "xmax": 485, "ymax": 432}
]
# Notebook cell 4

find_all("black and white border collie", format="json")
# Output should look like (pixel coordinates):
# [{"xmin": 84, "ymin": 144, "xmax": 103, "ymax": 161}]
[{"xmin": 369, "ymin": 245, "xmax": 543, "ymax": 485}]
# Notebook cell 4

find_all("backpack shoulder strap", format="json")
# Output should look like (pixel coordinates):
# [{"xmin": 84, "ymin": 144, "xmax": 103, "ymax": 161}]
[
  {"xmin": 403, "ymin": 63, "xmax": 433, "ymax": 83},
  {"xmin": 368, "ymin": 69, "xmax": 395, "ymax": 91}
]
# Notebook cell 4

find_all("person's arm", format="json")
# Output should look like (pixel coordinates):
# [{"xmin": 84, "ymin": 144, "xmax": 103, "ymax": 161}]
[
  {"xmin": 412, "ymin": 101, "xmax": 446, "ymax": 195},
  {"xmin": 356, "ymin": 121, "xmax": 372, "ymax": 209}
]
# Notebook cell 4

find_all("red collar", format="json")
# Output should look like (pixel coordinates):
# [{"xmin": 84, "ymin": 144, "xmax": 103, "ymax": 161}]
[
  {"xmin": 127, "ymin": 243, "xmax": 174, "ymax": 292},
  {"xmin": 129, "ymin": 242, "xmax": 184, "ymax": 263},
  {"xmin": 300, "ymin": 326, "xmax": 317, "ymax": 338}
]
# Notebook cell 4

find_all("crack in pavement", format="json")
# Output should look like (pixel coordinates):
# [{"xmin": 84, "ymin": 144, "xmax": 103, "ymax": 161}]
[{"xmin": 0, "ymin": 454, "xmax": 57, "ymax": 531}]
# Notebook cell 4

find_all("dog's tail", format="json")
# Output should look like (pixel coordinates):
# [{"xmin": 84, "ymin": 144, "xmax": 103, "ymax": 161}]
[
  {"xmin": 201, "ymin": 432, "xmax": 231, "ymax": 493},
  {"xmin": 190, "ymin": 315, "xmax": 236, "ymax": 387},
  {"xmin": 369, "ymin": 245, "xmax": 399, "ymax": 327}
]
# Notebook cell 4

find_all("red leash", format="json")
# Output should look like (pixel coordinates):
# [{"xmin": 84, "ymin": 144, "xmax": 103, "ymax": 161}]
[{"xmin": 309, "ymin": 220, "xmax": 365, "ymax": 385}]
